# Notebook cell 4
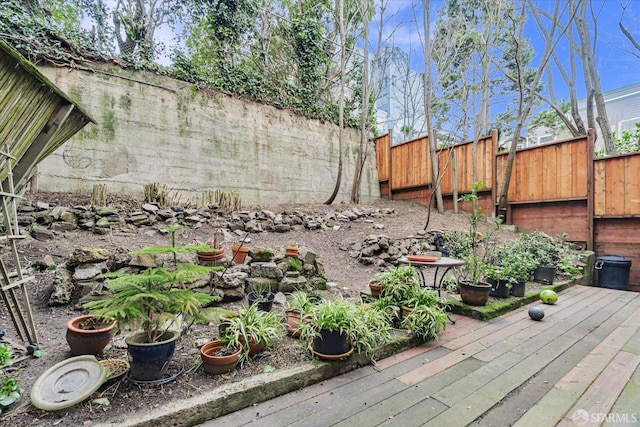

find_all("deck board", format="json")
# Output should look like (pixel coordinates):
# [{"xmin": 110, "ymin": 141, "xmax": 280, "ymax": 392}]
[{"xmin": 201, "ymin": 286, "xmax": 640, "ymax": 427}]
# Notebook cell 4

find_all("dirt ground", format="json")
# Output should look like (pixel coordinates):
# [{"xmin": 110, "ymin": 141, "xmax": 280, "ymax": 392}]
[{"xmin": 0, "ymin": 192, "xmax": 516, "ymax": 426}]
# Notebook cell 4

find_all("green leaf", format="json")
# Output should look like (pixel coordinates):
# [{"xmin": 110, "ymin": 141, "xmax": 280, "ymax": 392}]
[
  {"xmin": 92, "ymin": 397, "xmax": 110, "ymax": 406},
  {"xmin": 262, "ymin": 365, "xmax": 275, "ymax": 373}
]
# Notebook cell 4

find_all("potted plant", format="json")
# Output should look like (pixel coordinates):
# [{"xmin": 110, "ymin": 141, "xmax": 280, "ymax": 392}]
[
  {"xmin": 195, "ymin": 231, "xmax": 225, "ymax": 262},
  {"xmin": 371, "ymin": 268, "xmax": 449, "ymax": 340},
  {"xmin": 485, "ymin": 265, "xmax": 515, "ymax": 298},
  {"xmin": 517, "ymin": 231, "xmax": 561, "ymax": 284},
  {"xmin": 65, "ymin": 314, "xmax": 118, "ymax": 356},
  {"xmin": 368, "ymin": 279, "xmax": 384, "ymax": 298},
  {"xmin": 298, "ymin": 299, "xmax": 392, "ymax": 362},
  {"xmin": 400, "ymin": 304, "xmax": 448, "ymax": 341},
  {"xmin": 489, "ymin": 238, "xmax": 538, "ymax": 297},
  {"xmin": 219, "ymin": 303, "xmax": 285, "ymax": 361},
  {"xmin": 199, "ymin": 340, "xmax": 242, "ymax": 375},
  {"xmin": 455, "ymin": 182, "xmax": 498, "ymax": 306},
  {"xmin": 247, "ymin": 283, "xmax": 276, "ymax": 312},
  {"xmin": 374, "ymin": 265, "xmax": 421, "ymax": 309},
  {"xmin": 285, "ymin": 290, "xmax": 316, "ymax": 337},
  {"xmin": 85, "ymin": 225, "xmax": 222, "ymax": 381}
]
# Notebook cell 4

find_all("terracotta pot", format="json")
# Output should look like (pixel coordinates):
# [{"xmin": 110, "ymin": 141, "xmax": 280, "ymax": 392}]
[
  {"xmin": 400, "ymin": 305, "xmax": 413, "ymax": 319},
  {"xmin": 231, "ymin": 245, "xmax": 250, "ymax": 264},
  {"xmin": 368, "ymin": 281, "xmax": 383, "ymax": 298},
  {"xmin": 200, "ymin": 340, "xmax": 242, "ymax": 375},
  {"xmin": 285, "ymin": 309, "xmax": 302, "ymax": 336},
  {"xmin": 285, "ymin": 246, "xmax": 299, "ymax": 258},
  {"xmin": 66, "ymin": 315, "xmax": 117, "ymax": 356},
  {"xmin": 240, "ymin": 335, "xmax": 266, "ymax": 355},
  {"xmin": 459, "ymin": 281, "xmax": 492, "ymax": 306},
  {"xmin": 197, "ymin": 249, "xmax": 224, "ymax": 262}
]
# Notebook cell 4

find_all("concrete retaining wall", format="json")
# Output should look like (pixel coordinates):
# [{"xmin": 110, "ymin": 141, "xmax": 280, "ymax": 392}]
[{"xmin": 37, "ymin": 65, "xmax": 380, "ymax": 205}]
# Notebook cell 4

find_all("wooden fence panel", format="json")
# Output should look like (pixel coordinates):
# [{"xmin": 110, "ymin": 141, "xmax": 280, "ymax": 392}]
[
  {"xmin": 390, "ymin": 136, "xmax": 431, "ymax": 189},
  {"xmin": 496, "ymin": 137, "xmax": 588, "ymax": 203},
  {"xmin": 594, "ymin": 153, "xmax": 640, "ymax": 217},
  {"xmin": 439, "ymin": 134, "xmax": 495, "ymax": 195},
  {"xmin": 375, "ymin": 133, "xmax": 390, "ymax": 182}
]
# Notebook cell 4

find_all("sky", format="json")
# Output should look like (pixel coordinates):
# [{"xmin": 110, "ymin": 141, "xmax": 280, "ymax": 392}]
[{"xmin": 368, "ymin": 0, "xmax": 640, "ymax": 101}]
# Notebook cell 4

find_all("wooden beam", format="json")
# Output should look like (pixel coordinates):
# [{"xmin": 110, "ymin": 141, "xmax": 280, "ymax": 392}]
[{"xmin": 5, "ymin": 103, "xmax": 74, "ymax": 193}]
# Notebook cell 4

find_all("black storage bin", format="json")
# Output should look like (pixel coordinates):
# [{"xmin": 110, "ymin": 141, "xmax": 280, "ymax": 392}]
[{"xmin": 595, "ymin": 255, "xmax": 632, "ymax": 290}]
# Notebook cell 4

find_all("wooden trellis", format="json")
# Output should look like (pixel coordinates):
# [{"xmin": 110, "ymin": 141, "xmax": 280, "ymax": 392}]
[{"xmin": 0, "ymin": 149, "xmax": 38, "ymax": 345}]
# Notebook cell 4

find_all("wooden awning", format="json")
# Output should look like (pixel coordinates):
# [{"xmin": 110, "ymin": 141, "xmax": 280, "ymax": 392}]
[{"xmin": 0, "ymin": 39, "xmax": 95, "ymax": 194}]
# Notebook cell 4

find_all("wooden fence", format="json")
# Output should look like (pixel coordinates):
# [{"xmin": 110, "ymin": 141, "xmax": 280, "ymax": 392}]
[{"xmin": 375, "ymin": 129, "xmax": 640, "ymax": 291}]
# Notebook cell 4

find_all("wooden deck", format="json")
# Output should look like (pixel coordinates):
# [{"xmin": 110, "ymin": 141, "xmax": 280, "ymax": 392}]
[{"xmin": 203, "ymin": 285, "xmax": 640, "ymax": 426}]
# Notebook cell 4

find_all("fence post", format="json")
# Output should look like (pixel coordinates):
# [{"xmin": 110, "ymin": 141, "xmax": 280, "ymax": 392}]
[
  {"xmin": 388, "ymin": 128, "xmax": 393, "ymax": 200},
  {"xmin": 586, "ymin": 128, "xmax": 595, "ymax": 251}
]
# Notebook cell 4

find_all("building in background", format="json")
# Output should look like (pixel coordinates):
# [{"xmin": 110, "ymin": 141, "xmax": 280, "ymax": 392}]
[
  {"xmin": 374, "ymin": 46, "xmax": 427, "ymax": 145},
  {"xmin": 526, "ymin": 82, "xmax": 640, "ymax": 150}
]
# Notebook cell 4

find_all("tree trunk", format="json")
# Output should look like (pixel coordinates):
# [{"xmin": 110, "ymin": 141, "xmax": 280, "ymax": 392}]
[
  {"xmin": 575, "ymin": 0, "xmax": 616, "ymax": 153},
  {"xmin": 325, "ymin": 0, "xmax": 346, "ymax": 205},
  {"xmin": 422, "ymin": 0, "xmax": 444, "ymax": 214}
]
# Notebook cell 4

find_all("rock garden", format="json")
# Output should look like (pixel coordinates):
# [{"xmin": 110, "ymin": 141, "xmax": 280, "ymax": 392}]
[{"xmin": 0, "ymin": 191, "xmax": 589, "ymax": 426}]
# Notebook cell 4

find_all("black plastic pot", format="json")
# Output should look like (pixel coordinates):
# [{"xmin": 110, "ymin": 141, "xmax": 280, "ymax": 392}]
[
  {"xmin": 247, "ymin": 291, "xmax": 275, "ymax": 312},
  {"xmin": 125, "ymin": 330, "xmax": 179, "ymax": 381},
  {"xmin": 487, "ymin": 278, "xmax": 511, "ymax": 298},
  {"xmin": 511, "ymin": 279, "xmax": 526, "ymax": 297},
  {"xmin": 533, "ymin": 265, "xmax": 556, "ymax": 285},
  {"xmin": 312, "ymin": 328, "xmax": 351, "ymax": 355}
]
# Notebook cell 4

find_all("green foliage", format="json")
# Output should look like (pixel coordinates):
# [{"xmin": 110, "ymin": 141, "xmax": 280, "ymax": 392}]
[
  {"xmin": 288, "ymin": 257, "xmax": 303, "ymax": 271},
  {"xmin": 299, "ymin": 299, "xmax": 393, "ymax": 361},
  {"xmin": 596, "ymin": 123, "xmax": 640, "ymax": 156},
  {"xmin": 287, "ymin": 290, "xmax": 318, "ymax": 312},
  {"xmin": 0, "ymin": 344, "xmax": 10, "ymax": 367},
  {"xmin": 374, "ymin": 265, "xmax": 420, "ymax": 306},
  {"xmin": 85, "ymin": 225, "xmax": 221, "ymax": 343},
  {"xmin": 516, "ymin": 230, "xmax": 562, "ymax": 266},
  {"xmin": 372, "ymin": 265, "xmax": 448, "ymax": 341},
  {"xmin": 557, "ymin": 256, "xmax": 582, "ymax": 280},
  {"xmin": 453, "ymin": 181, "xmax": 503, "ymax": 285},
  {"xmin": 0, "ymin": 343, "xmax": 20, "ymax": 413},
  {"xmin": 0, "ymin": 376, "xmax": 20, "ymax": 412},
  {"xmin": 487, "ymin": 238, "xmax": 538, "ymax": 282},
  {"xmin": 219, "ymin": 304, "xmax": 286, "ymax": 361},
  {"xmin": 401, "ymin": 305, "xmax": 448, "ymax": 341}
]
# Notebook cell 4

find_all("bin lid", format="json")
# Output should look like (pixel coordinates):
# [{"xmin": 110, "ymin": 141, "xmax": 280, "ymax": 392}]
[{"xmin": 597, "ymin": 255, "xmax": 632, "ymax": 266}]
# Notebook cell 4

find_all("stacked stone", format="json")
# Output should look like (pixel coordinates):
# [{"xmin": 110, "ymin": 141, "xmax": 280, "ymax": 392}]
[
  {"xmin": 347, "ymin": 232, "xmax": 444, "ymax": 269},
  {"xmin": 47, "ymin": 245, "xmax": 328, "ymax": 307},
  {"xmin": 16, "ymin": 199, "xmax": 396, "ymax": 241}
]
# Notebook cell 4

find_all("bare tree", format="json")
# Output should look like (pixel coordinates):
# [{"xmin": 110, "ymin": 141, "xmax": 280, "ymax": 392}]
[
  {"xmin": 324, "ymin": 0, "xmax": 347, "ymax": 205},
  {"xmin": 573, "ymin": 0, "xmax": 616, "ymax": 153},
  {"xmin": 422, "ymin": 0, "xmax": 444, "ymax": 214},
  {"xmin": 112, "ymin": 0, "xmax": 180, "ymax": 61},
  {"xmin": 619, "ymin": 1, "xmax": 640, "ymax": 58},
  {"xmin": 497, "ymin": 0, "xmax": 570, "ymax": 214}
]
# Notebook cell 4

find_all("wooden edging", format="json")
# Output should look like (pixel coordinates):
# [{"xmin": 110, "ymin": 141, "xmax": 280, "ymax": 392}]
[{"xmin": 98, "ymin": 331, "xmax": 421, "ymax": 427}]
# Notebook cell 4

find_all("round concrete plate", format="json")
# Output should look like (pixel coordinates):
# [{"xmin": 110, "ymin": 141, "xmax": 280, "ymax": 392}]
[{"xmin": 31, "ymin": 355, "xmax": 107, "ymax": 410}]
